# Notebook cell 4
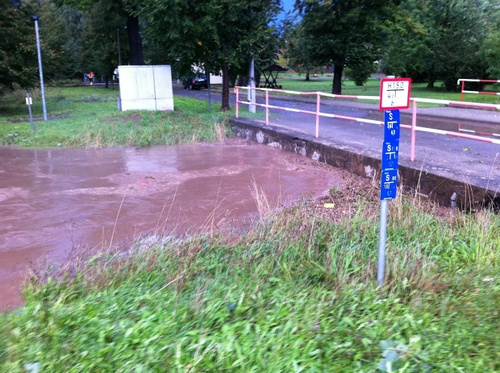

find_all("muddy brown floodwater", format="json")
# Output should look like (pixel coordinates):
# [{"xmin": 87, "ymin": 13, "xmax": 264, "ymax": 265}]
[{"xmin": 0, "ymin": 140, "xmax": 349, "ymax": 310}]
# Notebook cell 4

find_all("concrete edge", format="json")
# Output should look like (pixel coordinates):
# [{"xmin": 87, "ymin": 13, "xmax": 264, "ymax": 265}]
[{"xmin": 229, "ymin": 118, "xmax": 499, "ymax": 211}]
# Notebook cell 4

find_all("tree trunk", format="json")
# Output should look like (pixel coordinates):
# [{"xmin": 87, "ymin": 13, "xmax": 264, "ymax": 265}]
[
  {"xmin": 237, "ymin": 75, "xmax": 248, "ymax": 86},
  {"xmin": 427, "ymin": 71, "xmax": 435, "ymax": 88},
  {"xmin": 305, "ymin": 71, "xmax": 310, "ymax": 81},
  {"xmin": 126, "ymin": 15, "xmax": 144, "ymax": 65},
  {"xmin": 332, "ymin": 64, "xmax": 343, "ymax": 94},
  {"xmin": 221, "ymin": 64, "xmax": 230, "ymax": 111},
  {"xmin": 229, "ymin": 68, "xmax": 239, "ymax": 88}
]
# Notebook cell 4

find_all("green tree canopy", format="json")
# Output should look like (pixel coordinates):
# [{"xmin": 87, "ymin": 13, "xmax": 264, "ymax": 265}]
[
  {"xmin": 139, "ymin": 0, "xmax": 281, "ymax": 111},
  {"xmin": 54, "ymin": 0, "xmax": 145, "ymax": 66},
  {"xmin": 0, "ymin": 0, "xmax": 89, "ymax": 94},
  {"xmin": 79, "ymin": 0, "xmax": 125, "ymax": 84},
  {"xmin": 37, "ymin": 2, "xmax": 87, "ymax": 80},
  {"xmin": 0, "ymin": 0, "xmax": 38, "ymax": 94},
  {"xmin": 282, "ymin": 17, "xmax": 320, "ymax": 81},
  {"xmin": 479, "ymin": 0, "xmax": 500, "ymax": 78},
  {"xmin": 480, "ymin": 31, "xmax": 500, "ymax": 79},
  {"xmin": 381, "ymin": 0, "xmax": 489, "ymax": 90},
  {"xmin": 295, "ymin": 0, "xmax": 397, "ymax": 94}
]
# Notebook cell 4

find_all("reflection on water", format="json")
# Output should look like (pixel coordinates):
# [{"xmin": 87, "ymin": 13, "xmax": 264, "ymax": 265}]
[{"xmin": 0, "ymin": 142, "xmax": 345, "ymax": 310}]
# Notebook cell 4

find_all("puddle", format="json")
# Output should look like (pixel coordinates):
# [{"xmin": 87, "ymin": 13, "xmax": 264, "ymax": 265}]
[{"xmin": 0, "ymin": 141, "xmax": 347, "ymax": 310}]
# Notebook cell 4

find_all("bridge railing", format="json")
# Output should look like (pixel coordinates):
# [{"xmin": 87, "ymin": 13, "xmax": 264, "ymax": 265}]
[
  {"xmin": 457, "ymin": 79, "xmax": 500, "ymax": 101},
  {"xmin": 234, "ymin": 86, "xmax": 500, "ymax": 162}
]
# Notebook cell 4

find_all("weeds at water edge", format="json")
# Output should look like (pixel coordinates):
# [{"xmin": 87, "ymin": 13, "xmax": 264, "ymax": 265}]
[{"xmin": 2, "ymin": 190, "xmax": 499, "ymax": 372}]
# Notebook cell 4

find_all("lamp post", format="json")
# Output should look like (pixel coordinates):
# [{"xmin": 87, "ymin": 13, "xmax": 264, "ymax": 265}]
[
  {"xmin": 117, "ymin": 27, "xmax": 122, "ymax": 66},
  {"xmin": 249, "ymin": 58, "xmax": 256, "ymax": 113},
  {"xmin": 32, "ymin": 15, "xmax": 47, "ymax": 121}
]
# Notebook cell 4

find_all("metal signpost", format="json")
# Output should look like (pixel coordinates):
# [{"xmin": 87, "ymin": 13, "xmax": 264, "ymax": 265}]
[
  {"xmin": 378, "ymin": 78, "xmax": 411, "ymax": 285},
  {"xmin": 26, "ymin": 92, "xmax": 35, "ymax": 131},
  {"xmin": 249, "ymin": 58, "xmax": 256, "ymax": 113}
]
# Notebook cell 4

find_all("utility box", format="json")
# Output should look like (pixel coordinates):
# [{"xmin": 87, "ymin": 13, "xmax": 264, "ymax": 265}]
[{"xmin": 118, "ymin": 65, "xmax": 174, "ymax": 111}]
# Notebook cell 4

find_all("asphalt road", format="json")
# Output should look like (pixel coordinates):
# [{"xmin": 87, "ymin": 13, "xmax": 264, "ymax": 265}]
[
  {"xmin": 174, "ymin": 84, "xmax": 500, "ymax": 194},
  {"xmin": 173, "ymin": 84, "xmax": 499, "ymax": 132}
]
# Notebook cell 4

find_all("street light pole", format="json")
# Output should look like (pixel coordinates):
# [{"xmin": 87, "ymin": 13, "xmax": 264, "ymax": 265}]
[
  {"xmin": 249, "ymin": 58, "xmax": 256, "ymax": 113},
  {"xmin": 117, "ymin": 28, "xmax": 122, "ymax": 66},
  {"xmin": 33, "ymin": 16, "xmax": 47, "ymax": 121}
]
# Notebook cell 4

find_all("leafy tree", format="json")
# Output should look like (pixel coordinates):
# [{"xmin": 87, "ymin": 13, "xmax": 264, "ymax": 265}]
[
  {"xmin": 0, "ymin": 0, "xmax": 38, "ymax": 94},
  {"xmin": 36, "ymin": 2, "xmax": 87, "ymax": 80},
  {"xmin": 480, "ymin": 31, "xmax": 500, "ymax": 79},
  {"xmin": 1, "ymin": 0, "xmax": 92, "ymax": 94},
  {"xmin": 139, "ymin": 0, "xmax": 281, "ymax": 111},
  {"xmin": 381, "ymin": 0, "xmax": 488, "ymax": 90},
  {"xmin": 295, "ymin": 0, "xmax": 396, "ymax": 94},
  {"xmin": 79, "ymin": 0, "xmax": 125, "ymax": 85},
  {"xmin": 344, "ymin": 59, "xmax": 375, "ymax": 86},
  {"xmin": 378, "ymin": 1, "xmax": 432, "ymax": 83},
  {"xmin": 479, "ymin": 1, "xmax": 500, "ymax": 78},
  {"xmin": 282, "ymin": 18, "xmax": 320, "ymax": 81},
  {"xmin": 54, "ymin": 0, "xmax": 145, "ymax": 66}
]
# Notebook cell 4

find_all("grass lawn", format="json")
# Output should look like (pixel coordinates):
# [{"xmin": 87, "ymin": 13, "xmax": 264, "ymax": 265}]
[
  {"xmin": 0, "ymin": 86, "xmax": 234, "ymax": 148},
  {"xmin": 1, "ymin": 80, "xmax": 498, "ymax": 148}
]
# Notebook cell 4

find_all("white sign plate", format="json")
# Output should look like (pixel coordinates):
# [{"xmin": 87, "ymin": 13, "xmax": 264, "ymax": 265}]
[{"xmin": 379, "ymin": 78, "xmax": 412, "ymax": 110}]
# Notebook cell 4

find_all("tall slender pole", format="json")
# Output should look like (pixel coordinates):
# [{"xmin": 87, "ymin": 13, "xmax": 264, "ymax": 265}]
[
  {"xmin": 377, "ymin": 199, "xmax": 388, "ymax": 285},
  {"xmin": 315, "ymin": 93, "xmax": 320, "ymax": 138},
  {"xmin": 117, "ymin": 28, "xmax": 122, "ymax": 66},
  {"xmin": 410, "ymin": 100, "xmax": 417, "ymax": 162},
  {"xmin": 33, "ymin": 16, "xmax": 47, "ymax": 121},
  {"xmin": 249, "ymin": 58, "xmax": 256, "ymax": 113},
  {"xmin": 265, "ymin": 90, "xmax": 269, "ymax": 126},
  {"xmin": 206, "ymin": 65, "xmax": 212, "ymax": 112},
  {"xmin": 235, "ymin": 87, "xmax": 239, "ymax": 118}
]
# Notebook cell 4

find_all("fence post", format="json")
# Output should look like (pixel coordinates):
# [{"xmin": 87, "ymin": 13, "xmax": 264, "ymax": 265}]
[
  {"xmin": 410, "ymin": 100, "xmax": 417, "ymax": 161},
  {"xmin": 235, "ymin": 87, "xmax": 239, "ymax": 118},
  {"xmin": 460, "ymin": 80, "xmax": 465, "ymax": 101},
  {"xmin": 265, "ymin": 90, "xmax": 269, "ymax": 126},
  {"xmin": 315, "ymin": 92, "xmax": 321, "ymax": 138}
]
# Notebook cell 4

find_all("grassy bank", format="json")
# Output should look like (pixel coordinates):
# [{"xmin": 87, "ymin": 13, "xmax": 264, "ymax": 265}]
[
  {"xmin": 2, "ymin": 80, "xmax": 498, "ymax": 149},
  {"xmin": 0, "ymin": 190, "xmax": 498, "ymax": 372},
  {"xmin": 0, "ymin": 86, "xmax": 230, "ymax": 148}
]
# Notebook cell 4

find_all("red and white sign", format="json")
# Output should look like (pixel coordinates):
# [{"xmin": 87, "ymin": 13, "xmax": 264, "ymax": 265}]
[{"xmin": 379, "ymin": 78, "xmax": 412, "ymax": 110}]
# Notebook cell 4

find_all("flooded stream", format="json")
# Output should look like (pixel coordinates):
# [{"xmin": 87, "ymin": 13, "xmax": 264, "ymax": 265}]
[{"xmin": 0, "ymin": 141, "xmax": 347, "ymax": 310}]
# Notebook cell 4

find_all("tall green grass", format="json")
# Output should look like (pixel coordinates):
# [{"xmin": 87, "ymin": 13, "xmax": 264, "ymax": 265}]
[
  {"xmin": 0, "ymin": 194, "xmax": 498, "ymax": 372},
  {"xmin": 0, "ymin": 87, "xmax": 231, "ymax": 147}
]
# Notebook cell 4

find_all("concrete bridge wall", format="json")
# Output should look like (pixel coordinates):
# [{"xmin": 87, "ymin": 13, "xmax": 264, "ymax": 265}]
[{"xmin": 230, "ymin": 118, "xmax": 498, "ymax": 212}]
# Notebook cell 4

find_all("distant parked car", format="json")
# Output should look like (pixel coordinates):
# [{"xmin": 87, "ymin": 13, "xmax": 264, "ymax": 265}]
[{"xmin": 183, "ymin": 75, "xmax": 208, "ymax": 90}]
